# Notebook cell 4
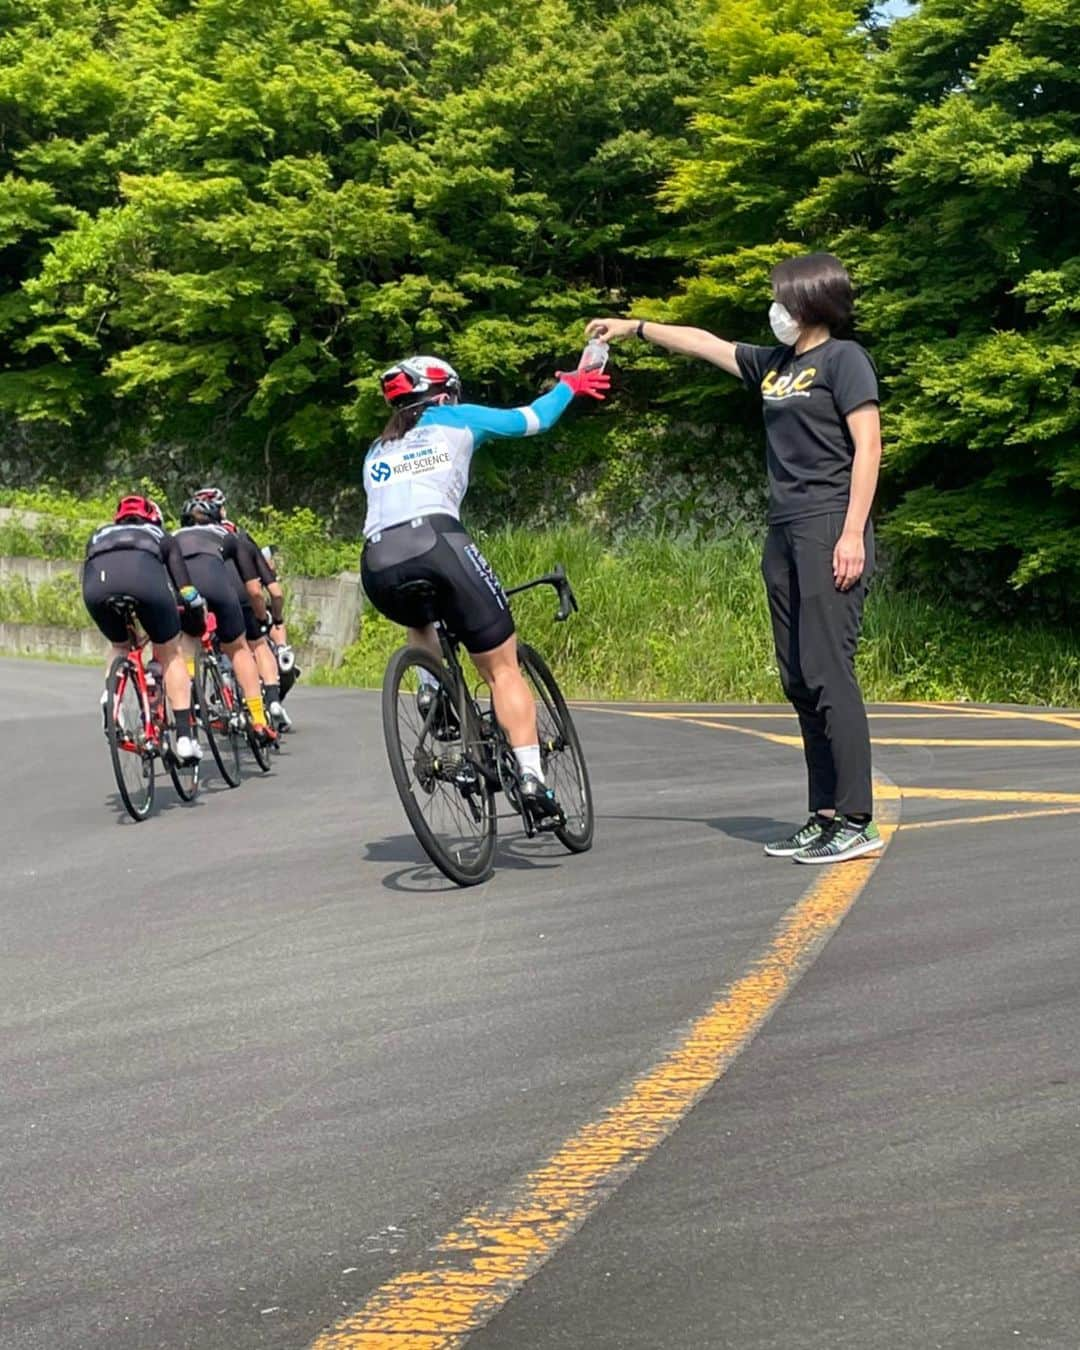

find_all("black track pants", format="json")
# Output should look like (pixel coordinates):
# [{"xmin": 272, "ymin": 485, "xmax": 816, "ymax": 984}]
[{"xmin": 762, "ymin": 512, "xmax": 875, "ymax": 818}]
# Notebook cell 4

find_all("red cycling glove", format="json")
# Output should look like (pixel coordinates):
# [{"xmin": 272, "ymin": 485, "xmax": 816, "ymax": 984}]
[{"xmin": 557, "ymin": 368, "xmax": 611, "ymax": 400}]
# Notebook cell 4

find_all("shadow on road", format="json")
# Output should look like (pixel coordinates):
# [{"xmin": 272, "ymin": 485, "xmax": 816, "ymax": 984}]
[
  {"xmin": 597, "ymin": 811, "xmax": 792, "ymax": 844},
  {"xmin": 105, "ymin": 773, "xmax": 239, "ymax": 824},
  {"xmin": 366, "ymin": 833, "xmax": 561, "ymax": 892}
]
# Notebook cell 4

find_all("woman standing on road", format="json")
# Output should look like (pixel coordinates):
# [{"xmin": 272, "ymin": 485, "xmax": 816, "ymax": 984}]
[{"xmin": 587, "ymin": 253, "xmax": 883, "ymax": 864}]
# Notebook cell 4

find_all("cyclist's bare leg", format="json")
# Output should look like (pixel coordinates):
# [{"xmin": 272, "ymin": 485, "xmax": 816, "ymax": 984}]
[
  {"xmin": 251, "ymin": 635, "xmax": 277, "ymax": 687},
  {"xmin": 222, "ymin": 636, "xmax": 264, "ymax": 715},
  {"xmin": 156, "ymin": 638, "xmax": 191, "ymax": 713},
  {"xmin": 470, "ymin": 635, "xmax": 537, "ymax": 749},
  {"xmin": 180, "ymin": 632, "xmax": 199, "ymax": 677}
]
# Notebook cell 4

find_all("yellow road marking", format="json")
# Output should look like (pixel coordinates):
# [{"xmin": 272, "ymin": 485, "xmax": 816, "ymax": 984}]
[
  {"xmin": 908, "ymin": 701, "xmax": 1080, "ymax": 733},
  {"xmin": 596, "ymin": 710, "xmax": 1004, "ymax": 721},
  {"xmin": 308, "ymin": 788, "xmax": 900, "ymax": 1350},
  {"xmin": 573, "ymin": 706, "xmax": 1080, "ymax": 750},
  {"xmin": 878, "ymin": 785, "xmax": 1080, "ymax": 805},
  {"xmin": 870, "ymin": 737, "xmax": 1080, "ymax": 748},
  {"xmin": 899, "ymin": 806, "xmax": 1080, "ymax": 831}
]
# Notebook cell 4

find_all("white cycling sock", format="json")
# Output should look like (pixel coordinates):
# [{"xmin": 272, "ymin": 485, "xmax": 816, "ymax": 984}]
[
  {"xmin": 513, "ymin": 744, "xmax": 544, "ymax": 781},
  {"xmin": 417, "ymin": 666, "xmax": 440, "ymax": 690}
]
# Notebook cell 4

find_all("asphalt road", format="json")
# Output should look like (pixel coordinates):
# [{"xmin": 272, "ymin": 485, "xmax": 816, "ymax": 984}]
[{"xmin": 2, "ymin": 661, "xmax": 1078, "ymax": 1350}]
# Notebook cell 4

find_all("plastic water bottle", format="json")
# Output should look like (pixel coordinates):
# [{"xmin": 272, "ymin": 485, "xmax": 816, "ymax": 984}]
[{"xmin": 577, "ymin": 337, "xmax": 609, "ymax": 372}]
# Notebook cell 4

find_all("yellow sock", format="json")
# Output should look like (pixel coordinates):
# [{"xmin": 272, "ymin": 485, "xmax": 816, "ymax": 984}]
[
  {"xmin": 185, "ymin": 658, "xmax": 196, "ymax": 679},
  {"xmin": 249, "ymin": 694, "xmax": 266, "ymax": 725}
]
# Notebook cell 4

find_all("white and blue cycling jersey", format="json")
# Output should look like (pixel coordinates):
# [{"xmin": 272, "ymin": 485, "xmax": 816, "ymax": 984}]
[{"xmin": 362, "ymin": 382, "xmax": 573, "ymax": 538}]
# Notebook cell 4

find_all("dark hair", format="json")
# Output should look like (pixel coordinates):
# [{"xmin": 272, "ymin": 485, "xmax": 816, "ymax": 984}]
[
  {"xmin": 380, "ymin": 392, "xmax": 458, "ymax": 443},
  {"xmin": 771, "ymin": 253, "xmax": 854, "ymax": 332}
]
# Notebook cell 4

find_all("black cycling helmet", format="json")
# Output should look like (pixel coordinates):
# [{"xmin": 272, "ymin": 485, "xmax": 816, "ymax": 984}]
[{"xmin": 181, "ymin": 497, "xmax": 220, "ymax": 526}]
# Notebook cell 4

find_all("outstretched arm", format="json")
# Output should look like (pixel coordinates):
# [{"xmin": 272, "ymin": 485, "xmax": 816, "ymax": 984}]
[
  {"xmin": 422, "ymin": 361, "xmax": 607, "ymax": 445},
  {"xmin": 585, "ymin": 316, "xmax": 740, "ymax": 378}
]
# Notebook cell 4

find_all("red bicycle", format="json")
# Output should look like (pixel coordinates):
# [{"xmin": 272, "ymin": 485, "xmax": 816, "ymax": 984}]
[{"xmin": 103, "ymin": 596, "xmax": 200, "ymax": 820}]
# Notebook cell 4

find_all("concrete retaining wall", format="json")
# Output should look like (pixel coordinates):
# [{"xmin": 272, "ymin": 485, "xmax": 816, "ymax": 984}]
[
  {"xmin": 0, "ymin": 555, "xmax": 363, "ymax": 669},
  {"xmin": 0, "ymin": 556, "xmax": 81, "ymax": 584}
]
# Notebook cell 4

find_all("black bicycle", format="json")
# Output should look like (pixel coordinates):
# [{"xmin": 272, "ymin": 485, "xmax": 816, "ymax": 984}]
[{"xmin": 380, "ymin": 566, "xmax": 594, "ymax": 886}]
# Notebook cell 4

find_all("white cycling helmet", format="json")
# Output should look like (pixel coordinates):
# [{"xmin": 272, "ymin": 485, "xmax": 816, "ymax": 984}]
[{"xmin": 380, "ymin": 355, "xmax": 461, "ymax": 406}]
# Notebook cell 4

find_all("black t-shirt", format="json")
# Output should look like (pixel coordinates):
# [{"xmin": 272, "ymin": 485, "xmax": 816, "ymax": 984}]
[{"xmin": 735, "ymin": 337, "xmax": 879, "ymax": 524}]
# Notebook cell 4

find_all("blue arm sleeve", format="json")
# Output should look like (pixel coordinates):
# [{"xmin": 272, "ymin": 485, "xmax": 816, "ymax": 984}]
[{"xmin": 420, "ymin": 382, "xmax": 574, "ymax": 448}]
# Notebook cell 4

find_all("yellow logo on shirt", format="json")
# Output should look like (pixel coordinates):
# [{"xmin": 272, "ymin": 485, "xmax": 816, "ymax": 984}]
[{"xmin": 761, "ymin": 367, "xmax": 816, "ymax": 400}]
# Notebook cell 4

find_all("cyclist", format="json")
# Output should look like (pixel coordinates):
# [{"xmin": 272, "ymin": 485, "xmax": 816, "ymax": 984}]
[
  {"xmin": 174, "ymin": 498, "xmax": 273, "ymax": 742},
  {"xmin": 191, "ymin": 488, "xmax": 289, "ymax": 730},
  {"xmin": 82, "ymin": 495, "xmax": 205, "ymax": 764},
  {"xmin": 360, "ymin": 354, "xmax": 608, "ymax": 821},
  {"xmin": 257, "ymin": 543, "xmax": 300, "ymax": 731}
]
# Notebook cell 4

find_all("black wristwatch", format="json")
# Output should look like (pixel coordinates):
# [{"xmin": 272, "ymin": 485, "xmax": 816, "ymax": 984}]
[{"xmin": 635, "ymin": 319, "xmax": 647, "ymax": 340}]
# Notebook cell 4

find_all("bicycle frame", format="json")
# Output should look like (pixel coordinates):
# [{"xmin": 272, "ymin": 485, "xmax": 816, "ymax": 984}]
[
  {"xmin": 429, "ymin": 565, "xmax": 581, "ymax": 798},
  {"xmin": 108, "ymin": 608, "xmax": 164, "ymax": 755}
]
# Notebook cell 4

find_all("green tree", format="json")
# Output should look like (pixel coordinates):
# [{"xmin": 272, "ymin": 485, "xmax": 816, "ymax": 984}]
[
  {"xmin": 645, "ymin": 0, "xmax": 875, "ymax": 422},
  {"xmin": 0, "ymin": 0, "xmax": 707, "ymax": 504},
  {"xmin": 827, "ymin": 0, "xmax": 1080, "ymax": 606}
]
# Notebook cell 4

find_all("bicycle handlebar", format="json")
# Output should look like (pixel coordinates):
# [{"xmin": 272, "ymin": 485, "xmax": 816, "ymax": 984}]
[{"xmin": 505, "ymin": 563, "xmax": 579, "ymax": 622}]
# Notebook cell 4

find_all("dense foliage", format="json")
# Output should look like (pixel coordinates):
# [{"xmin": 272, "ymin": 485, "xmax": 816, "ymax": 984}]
[
  {"xmin": 660, "ymin": 0, "xmax": 1080, "ymax": 608},
  {"xmin": 1, "ymin": 0, "xmax": 1078, "ymax": 608},
  {"xmin": 0, "ymin": 0, "xmax": 708, "ymax": 510}
]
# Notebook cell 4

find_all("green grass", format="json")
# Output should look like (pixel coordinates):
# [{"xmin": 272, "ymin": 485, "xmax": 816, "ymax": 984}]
[
  {"xmin": 3, "ymin": 509, "xmax": 1077, "ymax": 706},
  {"xmin": 311, "ymin": 526, "xmax": 1080, "ymax": 706}
]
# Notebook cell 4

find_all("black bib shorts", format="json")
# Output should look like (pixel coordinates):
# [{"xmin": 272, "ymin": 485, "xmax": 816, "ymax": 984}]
[
  {"xmin": 83, "ymin": 549, "xmax": 181, "ymax": 645},
  {"xmin": 361, "ymin": 514, "xmax": 515, "ymax": 655}
]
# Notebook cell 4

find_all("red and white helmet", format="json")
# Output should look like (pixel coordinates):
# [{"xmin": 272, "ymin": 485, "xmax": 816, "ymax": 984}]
[
  {"xmin": 379, "ymin": 356, "xmax": 461, "ymax": 407},
  {"xmin": 115, "ymin": 494, "xmax": 163, "ymax": 527},
  {"xmin": 193, "ymin": 485, "xmax": 226, "ymax": 511}
]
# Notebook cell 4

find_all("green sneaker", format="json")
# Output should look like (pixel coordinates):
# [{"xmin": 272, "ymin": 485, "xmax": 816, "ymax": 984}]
[
  {"xmin": 793, "ymin": 816, "xmax": 883, "ymax": 865},
  {"xmin": 763, "ymin": 815, "xmax": 831, "ymax": 857}
]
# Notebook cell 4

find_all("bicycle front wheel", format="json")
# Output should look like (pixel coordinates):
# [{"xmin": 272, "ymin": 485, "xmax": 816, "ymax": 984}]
[
  {"xmin": 106, "ymin": 654, "xmax": 155, "ymax": 821},
  {"xmin": 518, "ymin": 642, "xmax": 594, "ymax": 852},
  {"xmin": 195, "ymin": 652, "xmax": 242, "ymax": 787},
  {"xmin": 382, "ymin": 646, "xmax": 496, "ymax": 886}
]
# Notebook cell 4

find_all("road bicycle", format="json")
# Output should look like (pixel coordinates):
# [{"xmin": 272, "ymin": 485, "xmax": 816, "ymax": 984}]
[
  {"xmin": 380, "ymin": 565, "xmax": 594, "ymax": 887},
  {"xmin": 194, "ymin": 613, "xmax": 273, "ymax": 785},
  {"xmin": 103, "ymin": 597, "xmax": 200, "ymax": 820}
]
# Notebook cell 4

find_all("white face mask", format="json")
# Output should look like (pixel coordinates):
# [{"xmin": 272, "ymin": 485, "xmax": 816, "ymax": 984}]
[{"xmin": 768, "ymin": 301, "xmax": 801, "ymax": 346}]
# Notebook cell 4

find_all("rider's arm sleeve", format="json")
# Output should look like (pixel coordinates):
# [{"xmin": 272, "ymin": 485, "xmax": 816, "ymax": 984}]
[
  {"xmin": 422, "ymin": 382, "xmax": 574, "ymax": 447},
  {"xmin": 246, "ymin": 532, "xmax": 277, "ymax": 586},
  {"xmin": 233, "ymin": 536, "xmax": 261, "ymax": 585}
]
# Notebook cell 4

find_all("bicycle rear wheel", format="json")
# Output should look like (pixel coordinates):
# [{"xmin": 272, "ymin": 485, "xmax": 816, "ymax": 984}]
[
  {"xmin": 518, "ymin": 641, "xmax": 594, "ymax": 852},
  {"xmin": 243, "ymin": 689, "xmax": 273, "ymax": 774},
  {"xmin": 106, "ymin": 654, "xmax": 155, "ymax": 821},
  {"xmin": 195, "ymin": 652, "xmax": 242, "ymax": 787},
  {"xmin": 382, "ymin": 646, "xmax": 496, "ymax": 886},
  {"xmin": 165, "ymin": 715, "xmax": 200, "ymax": 802}
]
